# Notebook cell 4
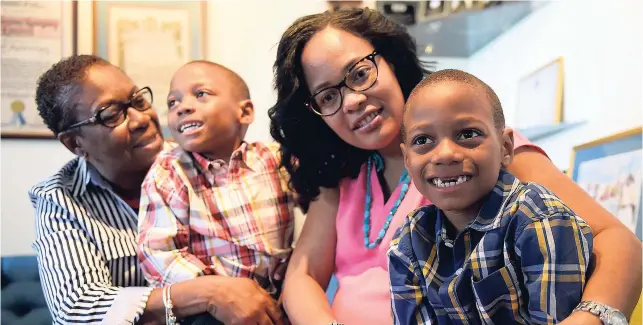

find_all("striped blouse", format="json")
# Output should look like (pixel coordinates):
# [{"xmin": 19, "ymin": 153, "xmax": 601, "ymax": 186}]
[{"xmin": 29, "ymin": 156, "xmax": 154, "ymax": 324}]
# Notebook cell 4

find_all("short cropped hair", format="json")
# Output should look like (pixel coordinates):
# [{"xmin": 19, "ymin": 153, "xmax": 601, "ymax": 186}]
[
  {"xmin": 186, "ymin": 60, "xmax": 250, "ymax": 100},
  {"xmin": 402, "ymin": 69, "xmax": 504, "ymax": 139},
  {"xmin": 35, "ymin": 55, "xmax": 110, "ymax": 136}
]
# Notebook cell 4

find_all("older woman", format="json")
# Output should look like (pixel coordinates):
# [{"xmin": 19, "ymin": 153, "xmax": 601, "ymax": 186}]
[{"xmin": 30, "ymin": 55, "xmax": 282, "ymax": 325}]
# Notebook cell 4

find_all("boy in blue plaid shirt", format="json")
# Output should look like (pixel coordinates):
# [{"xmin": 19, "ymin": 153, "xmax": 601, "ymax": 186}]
[{"xmin": 388, "ymin": 69, "xmax": 593, "ymax": 325}]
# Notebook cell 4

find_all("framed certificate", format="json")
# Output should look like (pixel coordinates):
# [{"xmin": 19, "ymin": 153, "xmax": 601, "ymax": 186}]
[{"xmin": 1, "ymin": 1, "xmax": 77, "ymax": 139}]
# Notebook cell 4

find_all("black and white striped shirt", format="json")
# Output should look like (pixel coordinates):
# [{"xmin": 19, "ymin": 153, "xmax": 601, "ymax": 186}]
[{"xmin": 29, "ymin": 157, "xmax": 153, "ymax": 324}]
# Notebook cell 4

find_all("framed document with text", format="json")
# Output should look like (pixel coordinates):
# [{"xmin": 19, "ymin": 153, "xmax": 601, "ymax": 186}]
[
  {"xmin": 1, "ymin": 1, "xmax": 77, "ymax": 138},
  {"xmin": 93, "ymin": 1, "xmax": 207, "ymax": 138}
]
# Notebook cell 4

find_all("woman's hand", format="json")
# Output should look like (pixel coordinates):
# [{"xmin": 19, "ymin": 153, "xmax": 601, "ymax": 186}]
[
  {"xmin": 206, "ymin": 277, "xmax": 284, "ymax": 325},
  {"xmin": 138, "ymin": 275, "xmax": 284, "ymax": 325}
]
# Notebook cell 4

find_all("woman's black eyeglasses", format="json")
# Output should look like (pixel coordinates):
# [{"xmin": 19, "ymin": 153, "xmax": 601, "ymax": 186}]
[
  {"xmin": 60, "ymin": 87, "xmax": 153, "ymax": 133},
  {"xmin": 306, "ymin": 51, "xmax": 379, "ymax": 117}
]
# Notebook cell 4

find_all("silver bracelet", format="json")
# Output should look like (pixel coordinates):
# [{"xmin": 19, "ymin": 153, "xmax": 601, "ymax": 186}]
[{"xmin": 162, "ymin": 284, "xmax": 178, "ymax": 325}]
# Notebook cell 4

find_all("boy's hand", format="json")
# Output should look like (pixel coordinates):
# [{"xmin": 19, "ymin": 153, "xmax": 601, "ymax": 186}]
[{"xmin": 205, "ymin": 276, "xmax": 284, "ymax": 325}]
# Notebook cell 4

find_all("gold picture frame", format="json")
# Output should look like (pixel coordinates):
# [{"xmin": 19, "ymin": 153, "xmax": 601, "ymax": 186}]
[
  {"xmin": 514, "ymin": 57, "xmax": 564, "ymax": 130},
  {"xmin": 568, "ymin": 126, "xmax": 643, "ymax": 237}
]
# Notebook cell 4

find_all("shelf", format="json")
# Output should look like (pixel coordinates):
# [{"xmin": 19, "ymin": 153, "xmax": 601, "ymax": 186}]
[
  {"xmin": 516, "ymin": 121, "xmax": 586, "ymax": 142},
  {"xmin": 377, "ymin": 1, "xmax": 548, "ymax": 58}
]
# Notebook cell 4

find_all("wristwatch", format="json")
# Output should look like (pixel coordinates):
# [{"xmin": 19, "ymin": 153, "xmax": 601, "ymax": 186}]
[{"xmin": 574, "ymin": 301, "xmax": 629, "ymax": 325}]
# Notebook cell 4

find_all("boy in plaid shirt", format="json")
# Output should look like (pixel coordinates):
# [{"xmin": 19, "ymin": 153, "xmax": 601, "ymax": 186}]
[
  {"xmin": 388, "ymin": 69, "xmax": 593, "ymax": 325},
  {"xmin": 138, "ymin": 61, "xmax": 295, "ymax": 324}
]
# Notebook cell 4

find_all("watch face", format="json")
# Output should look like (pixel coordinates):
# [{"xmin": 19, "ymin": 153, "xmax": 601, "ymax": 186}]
[{"xmin": 608, "ymin": 310, "xmax": 629, "ymax": 325}]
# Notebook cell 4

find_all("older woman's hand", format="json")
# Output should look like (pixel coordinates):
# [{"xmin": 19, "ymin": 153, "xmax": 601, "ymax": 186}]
[{"xmin": 205, "ymin": 276, "xmax": 284, "ymax": 325}]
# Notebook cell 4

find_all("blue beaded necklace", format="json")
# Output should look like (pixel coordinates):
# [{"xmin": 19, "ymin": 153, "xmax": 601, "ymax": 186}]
[{"xmin": 364, "ymin": 153, "xmax": 411, "ymax": 249}]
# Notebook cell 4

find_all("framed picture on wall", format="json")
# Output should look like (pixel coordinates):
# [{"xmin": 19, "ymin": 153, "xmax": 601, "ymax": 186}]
[
  {"xmin": 569, "ymin": 126, "xmax": 643, "ymax": 239},
  {"xmin": 514, "ymin": 57, "xmax": 564, "ymax": 130},
  {"xmin": 93, "ymin": 1, "xmax": 207, "ymax": 138},
  {"xmin": 1, "ymin": 1, "xmax": 77, "ymax": 139}
]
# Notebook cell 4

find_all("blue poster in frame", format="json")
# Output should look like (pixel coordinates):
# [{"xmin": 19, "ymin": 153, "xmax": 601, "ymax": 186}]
[
  {"xmin": 92, "ymin": 1, "xmax": 207, "ymax": 139},
  {"xmin": 569, "ymin": 127, "xmax": 643, "ymax": 240}
]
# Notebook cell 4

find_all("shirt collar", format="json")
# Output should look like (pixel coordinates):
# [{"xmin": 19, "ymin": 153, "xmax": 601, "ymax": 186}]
[
  {"xmin": 71, "ymin": 141, "xmax": 176, "ymax": 197},
  {"xmin": 469, "ymin": 169, "xmax": 521, "ymax": 232},
  {"xmin": 433, "ymin": 169, "xmax": 522, "ymax": 240},
  {"xmin": 71, "ymin": 157, "xmax": 111, "ymax": 196},
  {"xmin": 189, "ymin": 142, "xmax": 256, "ymax": 185}
]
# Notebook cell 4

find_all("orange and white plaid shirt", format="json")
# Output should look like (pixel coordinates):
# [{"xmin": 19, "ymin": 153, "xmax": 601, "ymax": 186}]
[{"xmin": 137, "ymin": 141, "xmax": 295, "ymax": 296}]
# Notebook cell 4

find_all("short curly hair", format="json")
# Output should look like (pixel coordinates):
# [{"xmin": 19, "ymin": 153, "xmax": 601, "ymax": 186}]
[
  {"xmin": 402, "ymin": 69, "xmax": 505, "ymax": 140},
  {"xmin": 35, "ymin": 55, "xmax": 110, "ymax": 136},
  {"xmin": 268, "ymin": 7, "xmax": 432, "ymax": 209}
]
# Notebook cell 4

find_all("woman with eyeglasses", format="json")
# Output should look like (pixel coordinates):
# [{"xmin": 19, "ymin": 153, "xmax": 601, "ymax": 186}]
[
  {"xmin": 30, "ymin": 55, "xmax": 286, "ymax": 325},
  {"xmin": 269, "ymin": 7, "xmax": 641, "ymax": 325}
]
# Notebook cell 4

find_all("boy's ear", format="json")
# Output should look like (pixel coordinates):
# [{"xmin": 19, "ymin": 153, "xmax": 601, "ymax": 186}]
[
  {"xmin": 238, "ymin": 99, "xmax": 254, "ymax": 126},
  {"xmin": 59, "ymin": 131, "xmax": 87, "ymax": 158},
  {"xmin": 400, "ymin": 142, "xmax": 410, "ymax": 171},
  {"xmin": 500, "ymin": 128, "xmax": 514, "ymax": 168}
]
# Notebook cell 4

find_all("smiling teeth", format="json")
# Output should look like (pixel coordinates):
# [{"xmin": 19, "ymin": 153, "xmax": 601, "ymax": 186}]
[
  {"xmin": 356, "ymin": 110, "xmax": 380, "ymax": 129},
  {"xmin": 179, "ymin": 122, "xmax": 203, "ymax": 133},
  {"xmin": 432, "ymin": 176, "xmax": 471, "ymax": 188}
]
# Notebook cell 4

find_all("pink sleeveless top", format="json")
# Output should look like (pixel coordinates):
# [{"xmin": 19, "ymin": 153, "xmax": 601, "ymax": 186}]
[
  {"xmin": 332, "ymin": 165, "xmax": 428, "ymax": 325},
  {"xmin": 330, "ymin": 131, "xmax": 539, "ymax": 325}
]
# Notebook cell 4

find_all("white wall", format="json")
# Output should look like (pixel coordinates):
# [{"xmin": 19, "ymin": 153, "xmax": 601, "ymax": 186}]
[
  {"xmin": 467, "ymin": 0, "xmax": 643, "ymax": 169},
  {"xmin": 1, "ymin": 141, "xmax": 74, "ymax": 256},
  {"xmin": 206, "ymin": 0, "xmax": 329, "ymax": 142},
  {"xmin": 0, "ymin": 0, "xmax": 328, "ymax": 256}
]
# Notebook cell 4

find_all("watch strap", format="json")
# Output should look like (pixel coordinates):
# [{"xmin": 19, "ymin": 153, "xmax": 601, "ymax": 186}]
[{"xmin": 574, "ymin": 300, "xmax": 622, "ymax": 325}]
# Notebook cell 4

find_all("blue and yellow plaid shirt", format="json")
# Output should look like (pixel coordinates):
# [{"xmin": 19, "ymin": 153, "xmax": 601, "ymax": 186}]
[{"xmin": 388, "ymin": 170, "xmax": 593, "ymax": 325}]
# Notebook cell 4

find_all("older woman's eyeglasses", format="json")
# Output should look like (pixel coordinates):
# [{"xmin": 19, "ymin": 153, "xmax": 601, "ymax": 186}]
[
  {"xmin": 60, "ymin": 87, "xmax": 153, "ymax": 133},
  {"xmin": 306, "ymin": 51, "xmax": 379, "ymax": 117}
]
